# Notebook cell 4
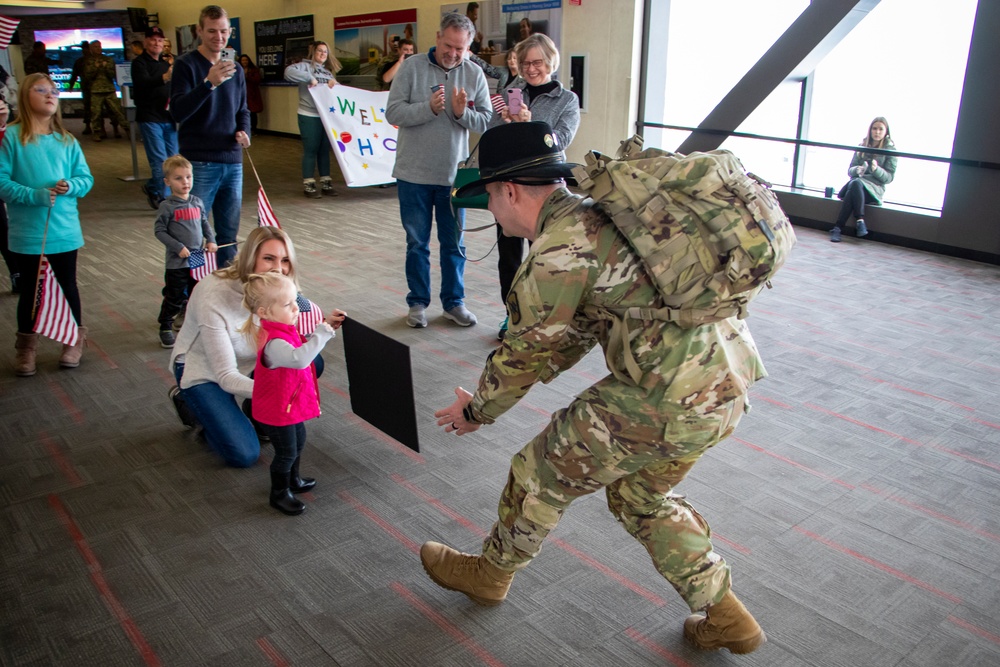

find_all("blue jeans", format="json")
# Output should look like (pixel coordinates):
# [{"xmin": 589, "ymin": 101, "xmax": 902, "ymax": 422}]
[
  {"xmin": 173, "ymin": 355, "xmax": 325, "ymax": 469},
  {"xmin": 397, "ymin": 180, "xmax": 466, "ymax": 310},
  {"xmin": 173, "ymin": 361, "xmax": 259, "ymax": 468},
  {"xmin": 298, "ymin": 114, "xmax": 331, "ymax": 179},
  {"xmin": 191, "ymin": 161, "xmax": 243, "ymax": 267},
  {"xmin": 139, "ymin": 121, "xmax": 178, "ymax": 197}
]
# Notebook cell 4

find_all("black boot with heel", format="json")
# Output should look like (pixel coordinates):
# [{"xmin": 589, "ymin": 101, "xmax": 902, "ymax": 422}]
[
  {"xmin": 289, "ymin": 457, "xmax": 316, "ymax": 494},
  {"xmin": 269, "ymin": 471, "xmax": 305, "ymax": 515}
]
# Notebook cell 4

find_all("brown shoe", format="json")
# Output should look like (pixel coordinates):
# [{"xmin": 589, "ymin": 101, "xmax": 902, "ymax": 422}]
[
  {"xmin": 684, "ymin": 590, "xmax": 766, "ymax": 654},
  {"xmin": 420, "ymin": 541, "xmax": 514, "ymax": 606},
  {"xmin": 14, "ymin": 332, "xmax": 39, "ymax": 377},
  {"xmin": 59, "ymin": 326, "xmax": 87, "ymax": 368}
]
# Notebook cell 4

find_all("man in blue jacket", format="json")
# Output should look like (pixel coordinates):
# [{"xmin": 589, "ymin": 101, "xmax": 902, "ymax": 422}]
[
  {"xmin": 170, "ymin": 4, "xmax": 250, "ymax": 268},
  {"xmin": 386, "ymin": 12, "xmax": 492, "ymax": 329}
]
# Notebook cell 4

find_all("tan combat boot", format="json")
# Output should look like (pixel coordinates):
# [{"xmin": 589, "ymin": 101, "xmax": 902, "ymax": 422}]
[
  {"xmin": 420, "ymin": 541, "xmax": 514, "ymax": 606},
  {"xmin": 14, "ymin": 332, "xmax": 39, "ymax": 377},
  {"xmin": 684, "ymin": 590, "xmax": 766, "ymax": 654},
  {"xmin": 59, "ymin": 326, "xmax": 87, "ymax": 368}
]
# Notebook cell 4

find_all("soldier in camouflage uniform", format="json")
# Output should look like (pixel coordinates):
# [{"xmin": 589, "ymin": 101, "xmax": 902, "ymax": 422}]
[
  {"xmin": 424, "ymin": 121, "xmax": 767, "ymax": 655},
  {"xmin": 84, "ymin": 41, "xmax": 127, "ymax": 142}
]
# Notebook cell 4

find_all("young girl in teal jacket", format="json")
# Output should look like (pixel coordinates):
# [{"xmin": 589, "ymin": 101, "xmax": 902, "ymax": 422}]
[{"xmin": 0, "ymin": 73, "xmax": 94, "ymax": 376}]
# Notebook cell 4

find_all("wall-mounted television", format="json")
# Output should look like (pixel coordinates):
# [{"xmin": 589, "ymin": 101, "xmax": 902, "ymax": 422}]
[{"xmin": 34, "ymin": 27, "xmax": 126, "ymax": 99}]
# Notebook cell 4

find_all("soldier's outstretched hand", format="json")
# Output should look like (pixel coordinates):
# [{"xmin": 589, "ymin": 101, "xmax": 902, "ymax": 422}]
[{"xmin": 435, "ymin": 387, "xmax": 481, "ymax": 436}]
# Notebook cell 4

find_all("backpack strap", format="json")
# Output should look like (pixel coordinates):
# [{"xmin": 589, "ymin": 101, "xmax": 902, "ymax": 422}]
[{"xmin": 596, "ymin": 297, "xmax": 751, "ymax": 386}]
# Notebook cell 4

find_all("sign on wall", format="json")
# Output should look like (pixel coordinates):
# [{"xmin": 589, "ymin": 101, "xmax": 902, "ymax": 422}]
[
  {"xmin": 174, "ymin": 17, "xmax": 241, "ymax": 58},
  {"xmin": 333, "ymin": 9, "xmax": 417, "ymax": 92},
  {"xmin": 255, "ymin": 14, "xmax": 314, "ymax": 85}
]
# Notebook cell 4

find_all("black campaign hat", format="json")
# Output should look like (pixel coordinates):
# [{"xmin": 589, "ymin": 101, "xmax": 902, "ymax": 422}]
[{"xmin": 454, "ymin": 121, "xmax": 578, "ymax": 199}]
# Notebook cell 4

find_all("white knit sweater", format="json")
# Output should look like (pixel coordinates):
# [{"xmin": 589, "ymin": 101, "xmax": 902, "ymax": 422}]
[{"xmin": 170, "ymin": 274, "xmax": 256, "ymax": 398}]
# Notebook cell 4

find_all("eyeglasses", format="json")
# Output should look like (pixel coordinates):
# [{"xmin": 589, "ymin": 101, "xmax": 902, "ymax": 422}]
[
  {"xmin": 521, "ymin": 59, "xmax": 546, "ymax": 71},
  {"xmin": 32, "ymin": 86, "xmax": 60, "ymax": 97}
]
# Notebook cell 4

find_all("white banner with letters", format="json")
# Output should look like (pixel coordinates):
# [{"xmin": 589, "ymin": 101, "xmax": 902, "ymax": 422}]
[{"xmin": 309, "ymin": 84, "xmax": 398, "ymax": 187}]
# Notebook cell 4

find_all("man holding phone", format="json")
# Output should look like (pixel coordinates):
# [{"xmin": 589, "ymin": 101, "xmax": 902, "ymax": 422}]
[
  {"xmin": 169, "ymin": 4, "xmax": 250, "ymax": 268},
  {"xmin": 377, "ymin": 38, "xmax": 414, "ymax": 91},
  {"xmin": 386, "ymin": 13, "xmax": 492, "ymax": 329}
]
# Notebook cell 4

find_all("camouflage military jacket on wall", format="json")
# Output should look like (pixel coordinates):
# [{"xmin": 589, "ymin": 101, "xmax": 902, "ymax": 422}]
[
  {"xmin": 84, "ymin": 56, "xmax": 118, "ymax": 94},
  {"xmin": 469, "ymin": 188, "xmax": 767, "ymax": 427}
]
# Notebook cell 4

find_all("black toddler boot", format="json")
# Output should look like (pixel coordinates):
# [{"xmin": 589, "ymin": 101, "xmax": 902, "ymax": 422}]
[
  {"xmin": 270, "ymin": 471, "xmax": 305, "ymax": 515},
  {"xmin": 289, "ymin": 457, "xmax": 316, "ymax": 494}
]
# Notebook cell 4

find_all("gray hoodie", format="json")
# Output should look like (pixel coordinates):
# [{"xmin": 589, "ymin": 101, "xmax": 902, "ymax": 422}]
[
  {"xmin": 153, "ymin": 194, "xmax": 215, "ymax": 269},
  {"xmin": 284, "ymin": 60, "xmax": 337, "ymax": 117},
  {"xmin": 385, "ymin": 48, "xmax": 492, "ymax": 186}
]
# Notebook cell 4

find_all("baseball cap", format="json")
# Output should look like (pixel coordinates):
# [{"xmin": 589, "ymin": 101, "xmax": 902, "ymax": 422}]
[{"xmin": 145, "ymin": 27, "xmax": 165, "ymax": 38}]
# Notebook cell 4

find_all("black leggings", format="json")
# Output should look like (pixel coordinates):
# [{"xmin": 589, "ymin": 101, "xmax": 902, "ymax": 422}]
[
  {"xmin": 836, "ymin": 178, "xmax": 867, "ymax": 227},
  {"xmin": 12, "ymin": 250, "xmax": 81, "ymax": 333},
  {"xmin": 0, "ymin": 202, "xmax": 13, "ymax": 279},
  {"xmin": 497, "ymin": 223, "xmax": 529, "ymax": 307},
  {"xmin": 261, "ymin": 422, "xmax": 306, "ymax": 475}
]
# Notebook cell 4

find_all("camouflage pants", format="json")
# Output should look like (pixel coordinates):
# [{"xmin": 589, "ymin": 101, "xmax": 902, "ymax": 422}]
[
  {"xmin": 90, "ymin": 92, "xmax": 127, "ymax": 132},
  {"xmin": 482, "ymin": 395, "xmax": 745, "ymax": 612}
]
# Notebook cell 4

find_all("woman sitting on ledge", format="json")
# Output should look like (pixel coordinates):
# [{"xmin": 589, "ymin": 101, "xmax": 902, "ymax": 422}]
[{"xmin": 830, "ymin": 116, "xmax": 897, "ymax": 243}]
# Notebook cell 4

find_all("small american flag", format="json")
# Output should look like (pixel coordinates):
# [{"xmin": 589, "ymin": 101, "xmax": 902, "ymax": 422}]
[
  {"xmin": 188, "ymin": 248, "xmax": 217, "ymax": 281},
  {"xmin": 32, "ymin": 258, "xmax": 79, "ymax": 346},
  {"xmin": 0, "ymin": 17, "xmax": 20, "ymax": 50},
  {"xmin": 295, "ymin": 294, "xmax": 324, "ymax": 337},
  {"xmin": 258, "ymin": 187, "xmax": 281, "ymax": 228},
  {"xmin": 490, "ymin": 94, "xmax": 507, "ymax": 114}
]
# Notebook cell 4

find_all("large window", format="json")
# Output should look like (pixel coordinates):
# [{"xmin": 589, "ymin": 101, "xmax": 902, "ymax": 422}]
[{"xmin": 640, "ymin": 0, "xmax": 979, "ymax": 211}]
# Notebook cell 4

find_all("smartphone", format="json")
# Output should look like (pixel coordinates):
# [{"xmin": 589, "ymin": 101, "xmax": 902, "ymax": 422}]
[
  {"xmin": 221, "ymin": 47, "xmax": 236, "ymax": 62},
  {"xmin": 507, "ymin": 88, "xmax": 523, "ymax": 115}
]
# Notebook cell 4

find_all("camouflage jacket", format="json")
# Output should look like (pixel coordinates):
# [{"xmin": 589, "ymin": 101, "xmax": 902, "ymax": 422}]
[
  {"xmin": 469, "ymin": 188, "xmax": 767, "ymax": 426},
  {"xmin": 84, "ymin": 55, "xmax": 118, "ymax": 94}
]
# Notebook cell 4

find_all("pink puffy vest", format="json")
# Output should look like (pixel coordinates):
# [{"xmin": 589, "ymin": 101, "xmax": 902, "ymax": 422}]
[{"xmin": 251, "ymin": 320, "xmax": 321, "ymax": 427}]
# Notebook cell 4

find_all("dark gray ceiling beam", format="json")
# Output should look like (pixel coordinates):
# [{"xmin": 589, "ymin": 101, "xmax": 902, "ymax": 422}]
[{"xmin": 677, "ymin": 0, "xmax": 881, "ymax": 155}]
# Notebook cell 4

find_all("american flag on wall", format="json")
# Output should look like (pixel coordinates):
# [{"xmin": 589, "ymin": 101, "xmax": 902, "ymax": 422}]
[
  {"xmin": 32, "ymin": 258, "xmax": 79, "ymax": 346},
  {"xmin": 258, "ymin": 187, "xmax": 281, "ymax": 228},
  {"xmin": 188, "ymin": 248, "xmax": 217, "ymax": 281},
  {"xmin": 295, "ymin": 294, "xmax": 324, "ymax": 337},
  {"xmin": 0, "ymin": 17, "xmax": 20, "ymax": 50}
]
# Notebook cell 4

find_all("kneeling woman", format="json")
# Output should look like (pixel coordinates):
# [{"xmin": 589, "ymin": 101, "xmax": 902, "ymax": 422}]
[{"xmin": 170, "ymin": 226, "xmax": 345, "ymax": 467}]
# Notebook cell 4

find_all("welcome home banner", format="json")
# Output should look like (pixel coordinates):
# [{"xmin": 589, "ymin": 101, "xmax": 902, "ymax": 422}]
[{"xmin": 309, "ymin": 84, "xmax": 397, "ymax": 187}]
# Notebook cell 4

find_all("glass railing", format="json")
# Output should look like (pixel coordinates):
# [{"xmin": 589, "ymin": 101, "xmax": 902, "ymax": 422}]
[{"xmin": 637, "ymin": 122, "xmax": 1000, "ymax": 213}]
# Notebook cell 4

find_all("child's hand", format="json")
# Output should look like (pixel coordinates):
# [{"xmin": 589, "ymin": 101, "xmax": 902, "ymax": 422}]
[
  {"xmin": 206, "ymin": 242, "xmax": 218, "ymax": 253},
  {"xmin": 178, "ymin": 247, "xmax": 191, "ymax": 259},
  {"xmin": 325, "ymin": 309, "xmax": 347, "ymax": 330},
  {"xmin": 52, "ymin": 179, "xmax": 70, "ymax": 195}
]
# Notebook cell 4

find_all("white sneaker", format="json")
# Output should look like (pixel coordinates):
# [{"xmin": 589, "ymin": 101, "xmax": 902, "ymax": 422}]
[
  {"xmin": 407, "ymin": 305, "xmax": 428, "ymax": 328},
  {"xmin": 444, "ymin": 305, "xmax": 477, "ymax": 327}
]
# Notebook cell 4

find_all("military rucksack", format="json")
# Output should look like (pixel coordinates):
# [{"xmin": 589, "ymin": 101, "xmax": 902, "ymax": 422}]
[{"xmin": 572, "ymin": 136, "xmax": 796, "ymax": 383}]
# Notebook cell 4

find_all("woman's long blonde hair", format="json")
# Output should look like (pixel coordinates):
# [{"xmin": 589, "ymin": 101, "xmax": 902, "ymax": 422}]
[
  {"xmin": 309, "ymin": 41, "xmax": 343, "ymax": 75},
  {"xmin": 237, "ymin": 272, "xmax": 295, "ymax": 348},
  {"xmin": 215, "ymin": 226, "xmax": 300, "ymax": 289},
  {"xmin": 12, "ymin": 73, "xmax": 73, "ymax": 146}
]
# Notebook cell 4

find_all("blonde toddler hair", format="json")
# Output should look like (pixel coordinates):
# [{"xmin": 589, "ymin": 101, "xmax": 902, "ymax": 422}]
[
  {"xmin": 238, "ymin": 272, "xmax": 296, "ymax": 347},
  {"xmin": 162, "ymin": 154, "xmax": 192, "ymax": 178}
]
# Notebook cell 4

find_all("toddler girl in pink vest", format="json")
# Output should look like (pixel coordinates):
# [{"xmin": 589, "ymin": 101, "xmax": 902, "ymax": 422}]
[{"xmin": 240, "ymin": 273, "xmax": 336, "ymax": 516}]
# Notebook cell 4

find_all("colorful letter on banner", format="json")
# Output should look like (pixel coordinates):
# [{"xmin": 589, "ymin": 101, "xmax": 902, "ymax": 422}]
[{"xmin": 309, "ymin": 85, "xmax": 397, "ymax": 187}]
